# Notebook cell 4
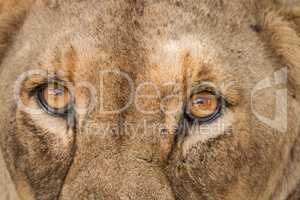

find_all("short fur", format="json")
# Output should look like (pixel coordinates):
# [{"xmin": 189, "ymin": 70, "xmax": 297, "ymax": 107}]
[{"xmin": 0, "ymin": 0, "xmax": 300, "ymax": 200}]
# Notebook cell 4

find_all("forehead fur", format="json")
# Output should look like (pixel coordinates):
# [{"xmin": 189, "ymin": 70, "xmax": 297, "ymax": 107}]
[{"xmin": 9, "ymin": 0, "xmax": 281, "ymax": 84}]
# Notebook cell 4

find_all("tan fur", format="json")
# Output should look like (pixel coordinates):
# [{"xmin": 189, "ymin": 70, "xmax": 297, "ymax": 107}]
[
  {"xmin": 0, "ymin": 0, "xmax": 32, "ymax": 62},
  {"xmin": 0, "ymin": 0, "xmax": 300, "ymax": 199}
]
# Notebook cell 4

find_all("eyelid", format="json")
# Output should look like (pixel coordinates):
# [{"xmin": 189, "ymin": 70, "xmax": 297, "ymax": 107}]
[
  {"xmin": 27, "ymin": 78, "xmax": 69, "ymax": 97},
  {"xmin": 190, "ymin": 84, "xmax": 220, "ymax": 98},
  {"xmin": 21, "ymin": 74, "xmax": 70, "ymax": 93},
  {"xmin": 190, "ymin": 83, "xmax": 236, "ymax": 107}
]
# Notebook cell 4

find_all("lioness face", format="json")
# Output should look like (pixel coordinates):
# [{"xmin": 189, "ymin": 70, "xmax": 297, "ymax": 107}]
[{"xmin": 0, "ymin": 0, "xmax": 300, "ymax": 200}]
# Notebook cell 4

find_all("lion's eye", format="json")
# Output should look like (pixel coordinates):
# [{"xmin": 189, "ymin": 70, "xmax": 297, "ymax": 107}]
[
  {"xmin": 186, "ymin": 90, "xmax": 223, "ymax": 124},
  {"xmin": 36, "ymin": 82, "xmax": 73, "ymax": 117}
]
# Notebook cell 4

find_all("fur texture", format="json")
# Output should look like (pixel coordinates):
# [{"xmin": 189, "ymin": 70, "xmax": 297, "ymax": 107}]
[{"xmin": 0, "ymin": 0, "xmax": 299, "ymax": 200}]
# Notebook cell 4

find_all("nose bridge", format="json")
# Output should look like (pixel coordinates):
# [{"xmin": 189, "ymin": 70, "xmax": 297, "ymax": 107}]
[
  {"xmin": 58, "ymin": 104, "xmax": 177, "ymax": 198},
  {"xmin": 116, "ymin": 162, "xmax": 176, "ymax": 200},
  {"xmin": 77, "ymin": 114, "xmax": 174, "ymax": 168},
  {"xmin": 60, "ymin": 153, "xmax": 176, "ymax": 200}
]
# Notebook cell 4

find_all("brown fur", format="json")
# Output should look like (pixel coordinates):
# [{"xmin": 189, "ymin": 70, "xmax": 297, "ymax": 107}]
[{"xmin": 0, "ymin": 0, "xmax": 300, "ymax": 199}]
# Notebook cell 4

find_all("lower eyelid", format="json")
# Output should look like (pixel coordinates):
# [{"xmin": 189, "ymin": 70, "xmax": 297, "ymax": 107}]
[{"xmin": 182, "ymin": 109, "xmax": 234, "ymax": 154}]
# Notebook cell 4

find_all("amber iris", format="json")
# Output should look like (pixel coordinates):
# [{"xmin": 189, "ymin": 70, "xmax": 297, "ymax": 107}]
[
  {"xmin": 186, "ymin": 90, "xmax": 222, "ymax": 123},
  {"xmin": 36, "ymin": 82, "xmax": 73, "ymax": 117},
  {"xmin": 43, "ymin": 83, "xmax": 70, "ymax": 109},
  {"xmin": 189, "ymin": 92, "xmax": 218, "ymax": 118}
]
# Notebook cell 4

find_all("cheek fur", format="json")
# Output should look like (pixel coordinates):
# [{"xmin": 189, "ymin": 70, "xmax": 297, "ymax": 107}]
[{"xmin": 182, "ymin": 109, "xmax": 235, "ymax": 155}]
